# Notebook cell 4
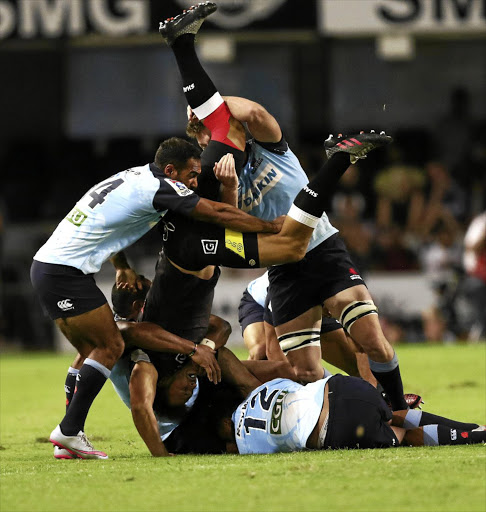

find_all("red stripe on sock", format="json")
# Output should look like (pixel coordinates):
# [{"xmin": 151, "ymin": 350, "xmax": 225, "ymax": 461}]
[{"xmin": 202, "ymin": 103, "xmax": 240, "ymax": 150}]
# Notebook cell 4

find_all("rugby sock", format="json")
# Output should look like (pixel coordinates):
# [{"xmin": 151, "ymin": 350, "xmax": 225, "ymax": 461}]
[
  {"xmin": 423, "ymin": 425, "xmax": 486, "ymax": 446},
  {"xmin": 59, "ymin": 359, "xmax": 110, "ymax": 436},
  {"xmin": 64, "ymin": 367, "xmax": 79, "ymax": 413},
  {"xmin": 368, "ymin": 352, "xmax": 408, "ymax": 411},
  {"xmin": 403, "ymin": 409, "xmax": 480, "ymax": 431},
  {"xmin": 170, "ymin": 34, "xmax": 223, "ymax": 118},
  {"xmin": 290, "ymin": 153, "xmax": 350, "ymax": 224}
]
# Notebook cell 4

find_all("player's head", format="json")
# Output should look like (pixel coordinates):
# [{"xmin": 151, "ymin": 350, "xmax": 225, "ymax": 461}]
[
  {"xmin": 186, "ymin": 117, "xmax": 212, "ymax": 150},
  {"xmin": 155, "ymin": 137, "xmax": 202, "ymax": 190},
  {"xmin": 111, "ymin": 276, "xmax": 151, "ymax": 321},
  {"xmin": 207, "ymin": 385, "xmax": 241, "ymax": 442},
  {"xmin": 153, "ymin": 360, "xmax": 199, "ymax": 417}
]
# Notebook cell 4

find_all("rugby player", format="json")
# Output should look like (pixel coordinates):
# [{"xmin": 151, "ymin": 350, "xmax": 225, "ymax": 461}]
[
  {"xmin": 212, "ymin": 374, "xmax": 486, "ymax": 454},
  {"xmin": 159, "ymin": 2, "xmax": 406, "ymax": 408}
]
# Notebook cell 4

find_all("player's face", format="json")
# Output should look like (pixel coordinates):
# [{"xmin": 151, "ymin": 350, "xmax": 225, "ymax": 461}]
[
  {"xmin": 175, "ymin": 158, "xmax": 201, "ymax": 191},
  {"xmin": 195, "ymin": 127, "xmax": 211, "ymax": 150},
  {"xmin": 166, "ymin": 364, "xmax": 198, "ymax": 407}
]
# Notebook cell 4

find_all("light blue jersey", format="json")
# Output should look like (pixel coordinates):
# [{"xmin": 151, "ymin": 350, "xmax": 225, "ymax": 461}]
[
  {"xmin": 238, "ymin": 140, "xmax": 337, "ymax": 253},
  {"xmin": 110, "ymin": 351, "xmax": 199, "ymax": 441},
  {"xmin": 232, "ymin": 377, "xmax": 331, "ymax": 454},
  {"xmin": 34, "ymin": 163, "xmax": 199, "ymax": 274},
  {"xmin": 246, "ymin": 271, "xmax": 269, "ymax": 308}
]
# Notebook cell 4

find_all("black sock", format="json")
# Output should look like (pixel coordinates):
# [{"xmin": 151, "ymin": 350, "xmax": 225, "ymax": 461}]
[
  {"xmin": 371, "ymin": 366, "xmax": 408, "ymax": 411},
  {"xmin": 420, "ymin": 411, "xmax": 479, "ymax": 431},
  {"xmin": 64, "ymin": 368, "xmax": 79, "ymax": 413},
  {"xmin": 436, "ymin": 425, "xmax": 486, "ymax": 445},
  {"xmin": 293, "ymin": 153, "xmax": 350, "ymax": 218},
  {"xmin": 171, "ymin": 33, "xmax": 218, "ymax": 109},
  {"xmin": 59, "ymin": 362, "xmax": 108, "ymax": 436}
]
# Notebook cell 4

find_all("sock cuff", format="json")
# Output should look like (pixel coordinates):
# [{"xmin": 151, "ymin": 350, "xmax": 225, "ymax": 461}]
[
  {"xmin": 68, "ymin": 367, "xmax": 80, "ymax": 375},
  {"xmin": 403, "ymin": 409, "xmax": 422, "ymax": 429},
  {"xmin": 368, "ymin": 351, "xmax": 399, "ymax": 373},
  {"xmin": 84, "ymin": 358, "xmax": 111, "ymax": 379},
  {"xmin": 288, "ymin": 204, "xmax": 320, "ymax": 228},
  {"xmin": 423, "ymin": 424, "xmax": 439, "ymax": 446},
  {"xmin": 193, "ymin": 92, "xmax": 224, "ymax": 120}
]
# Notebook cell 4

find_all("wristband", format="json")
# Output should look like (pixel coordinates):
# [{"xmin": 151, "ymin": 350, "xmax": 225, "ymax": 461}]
[
  {"xmin": 200, "ymin": 338, "xmax": 216, "ymax": 350},
  {"xmin": 188, "ymin": 343, "xmax": 198, "ymax": 358}
]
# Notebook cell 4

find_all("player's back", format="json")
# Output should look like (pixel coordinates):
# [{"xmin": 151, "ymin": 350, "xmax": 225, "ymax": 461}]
[
  {"xmin": 233, "ymin": 377, "xmax": 329, "ymax": 454},
  {"xmin": 34, "ymin": 165, "xmax": 167, "ymax": 274}
]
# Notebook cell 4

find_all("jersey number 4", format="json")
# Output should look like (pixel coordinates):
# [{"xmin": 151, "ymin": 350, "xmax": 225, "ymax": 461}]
[{"xmin": 88, "ymin": 178, "xmax": 124, "ymax": 209}]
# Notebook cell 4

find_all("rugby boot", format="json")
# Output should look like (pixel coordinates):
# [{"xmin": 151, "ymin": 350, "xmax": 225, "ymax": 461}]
[
  {"xmin": 50, "ymin": 425, "xmax": 108, "ymax": 460},
  {"xmin": 404, "ymin": 393, "xmax": 424, "ymax": 409},
  {"xmin": 325, "ymin": 130, "xmax": 393, "ymax": 164},
  {"xmin": 159, "ymin": 2, "xmax": 217, "ymax": 46},
  {"xmin": 54, "ymin": 446, "xmax": 79, "ymax": 460}
]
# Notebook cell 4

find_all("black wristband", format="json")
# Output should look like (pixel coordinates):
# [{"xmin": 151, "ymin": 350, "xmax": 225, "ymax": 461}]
[{"xmin": 188, "ymin": 343, "xmax": 198, "ymax": 358}]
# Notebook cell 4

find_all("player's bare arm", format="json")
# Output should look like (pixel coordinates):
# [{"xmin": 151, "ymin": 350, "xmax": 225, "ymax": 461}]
[
  {"xmin": 110, "ymin": 251, "xmax": 143, "ymax": 292},
  {"xmin": 191, "ymin": 197, "xmax": 281, "ymax": 233},
  {"xmin": 117, "ymin": 321, "xmax": 221, "ymax": 384},
  {"xmin": 129, "ymin": 362, "xmax": 171, "ymax": 457},
  {"xmin": 223, "ymin": 96, "xmax": 282, "ymax": 143}
]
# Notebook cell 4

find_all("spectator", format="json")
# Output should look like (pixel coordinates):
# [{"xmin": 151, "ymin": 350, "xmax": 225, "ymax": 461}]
[{"xmin": 462, "ymin": 211, "xmax": 486, "ymax": 341}]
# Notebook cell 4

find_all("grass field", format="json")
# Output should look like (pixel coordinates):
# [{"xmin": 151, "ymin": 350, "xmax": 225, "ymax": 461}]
[{"xmin": 1, "ymin": 344, "xmax": 485, "ymax": 512}]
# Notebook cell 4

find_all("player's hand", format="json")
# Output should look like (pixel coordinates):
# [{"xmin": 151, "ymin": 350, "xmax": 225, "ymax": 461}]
[
  {"xmin": 213, "ymin": 153, "xmax": 238, "ymax": 189},
  {"xmin": 115, "ymin": 268, "xmax": 143, "ymax": 292},
  {"xmin": 191, "ymin": 344, "xmax": 222, "ymax": 384}
]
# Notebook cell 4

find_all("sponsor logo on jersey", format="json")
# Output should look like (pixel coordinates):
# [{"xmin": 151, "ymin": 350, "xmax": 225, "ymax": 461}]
[
  {"xmin": 225, "ymin": 229, "xmax": 245, "ymax": 259},
  {"xmin": 57, "ymin": 299, "xmax": 74, "ymax": 311},
  {"xmin": 164, "ymin": 178, "xmax": 194, "ymax": 197},
  {"xmin": 240, "ymin": 163, "xmax": 282, "ymax": 212},
  {"xmin": 202, "ymin": 240, "xmax": 218, "ymax": 255},
  {"xmin": 270, "ymin": 390, "xmax": 288, "ymax": 434},
  {"xmin": 349, "ymin": 267, "xmax": 362, "ymax": 280},
  {"xmin": 66, "ymin": 207, "xmax": 87, "ymax": 227},
  {"xmin": 183, "ymin": 83, "xmax": 195, "ymax": 92}
]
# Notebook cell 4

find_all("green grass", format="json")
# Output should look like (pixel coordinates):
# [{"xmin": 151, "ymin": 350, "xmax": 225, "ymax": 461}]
[{"xmin": 1, "ymin": 344, "xmax": 485, "ymax": 512}]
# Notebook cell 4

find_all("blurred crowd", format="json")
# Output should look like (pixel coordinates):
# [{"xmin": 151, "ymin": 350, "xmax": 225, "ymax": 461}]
[{"xmin": 1, "ymin": 88, "xmax": 485, "ymax": 348}]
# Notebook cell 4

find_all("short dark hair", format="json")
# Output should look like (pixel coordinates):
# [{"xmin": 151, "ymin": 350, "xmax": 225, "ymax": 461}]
[
  {"xmin": 111, "ymin": 277, "xmax": 150, "ymax": 319},
  {"xmin": 154, "ymin": 137, "xmax": 201, "ymax": 172}
]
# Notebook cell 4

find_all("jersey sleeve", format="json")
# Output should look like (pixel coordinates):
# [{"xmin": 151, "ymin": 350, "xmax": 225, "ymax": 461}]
[
  {"xmin": 252, "ymin": 136, "xmax": 288, "ymax": 155},
  {"xmin": 152, "ymin": 177, "xmax": 200, "ymax": 215}
]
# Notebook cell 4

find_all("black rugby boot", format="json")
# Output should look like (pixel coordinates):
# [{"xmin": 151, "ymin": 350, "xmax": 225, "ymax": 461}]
[
  {"xmin": 159, "ymin": 2, "xmax": 217, "ymax": 46},
  {"xmin": 325, "ymin": 131, "xmax": 393, "ymax": 164}
]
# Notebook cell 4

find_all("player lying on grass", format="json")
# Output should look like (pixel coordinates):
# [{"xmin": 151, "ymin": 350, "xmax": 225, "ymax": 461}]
[{"xmin": 210, "ymin": 371, "xmax": 486, "ymax": 454}]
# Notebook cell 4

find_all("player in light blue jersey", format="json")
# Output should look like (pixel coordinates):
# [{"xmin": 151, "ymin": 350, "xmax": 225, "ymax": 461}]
[
  {"xmin": 31, "ymin": 137, "xmax": 279, "ymax": 460},
  {"xmin": 160, "ymin": 2, "xmax": 408, "ymax": 411},
  {"xmin": 214, "ymin": 374, "xmax": 486, "ymax": 455}
]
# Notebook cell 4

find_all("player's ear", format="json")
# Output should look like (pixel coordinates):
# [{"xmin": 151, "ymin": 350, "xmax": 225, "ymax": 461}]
[{"xmin": 164, "ymin": 164, "xmax": 177, "ymax": 178}]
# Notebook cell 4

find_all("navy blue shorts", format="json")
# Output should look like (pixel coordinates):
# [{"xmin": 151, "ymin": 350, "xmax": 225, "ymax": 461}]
[
  {"xmin": 238, "ymin": 289, "xmax": 272, "ymax": 333},
  {"xmin": 324, "ymin": 375, "xmax": 399, "ymax": 449},
  {"xmin": 30, "ymin": 260, "xmax": 107, "ymax": 320},
  {"xmin": 267, "ymin": 234, "xmax": 366, "ymax": 326},
  {"xmin": 239, "ymin": 289, "xmax": 343, "ymax": 334}
]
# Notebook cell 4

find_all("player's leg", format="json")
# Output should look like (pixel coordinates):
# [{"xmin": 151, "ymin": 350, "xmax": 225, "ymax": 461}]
[
  {"xmin": 238, "ymin": 288, "xmax": 267, "ymax": 360},
  {"xmin": 320, "ymin": 322, "xmax": 360, "ymax": 377},
  {"xmin": 403, "ymin": 425, "xmax": 486, "ymax": 446},
  {"xmin": 159, "ymin": 3, "xmax": 244, "ymax": 151},
  {"xmin": 50, "ymin": 305, "xmax": 124, "ymax": 458},
  {"xmin": 275, "ymin": 306, "xmax": 326, "ymax": 384},
  {"xmin": 324, "ymin": 284, "xmax": 408, "ymax": 411},
  {"xmin": 393, "ymin": 409, "xmax": 483, "ymax": 431}
]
